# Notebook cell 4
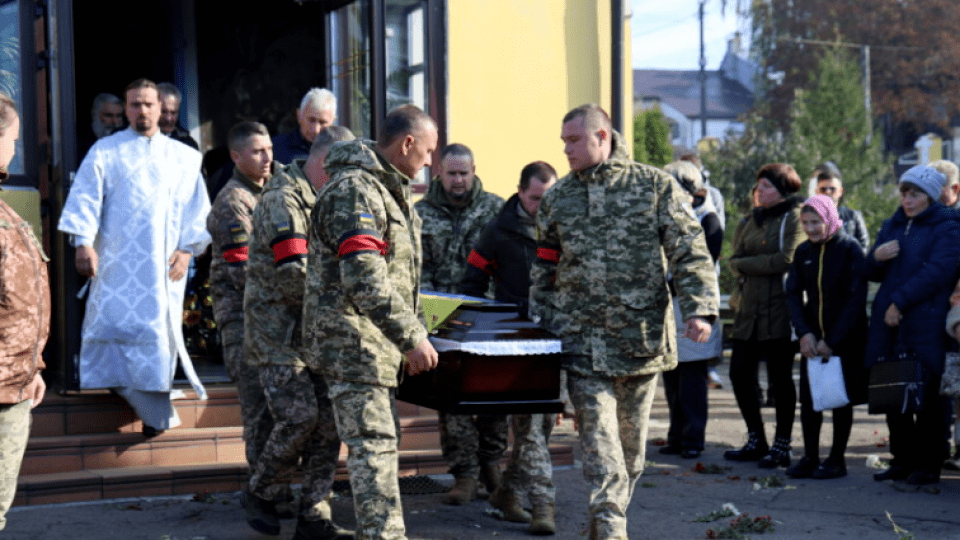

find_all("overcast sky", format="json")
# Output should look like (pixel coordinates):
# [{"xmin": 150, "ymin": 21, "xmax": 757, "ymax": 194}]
[{"xmin": 631, "ymin": 0, "xmax": 750, "ymax": 70}]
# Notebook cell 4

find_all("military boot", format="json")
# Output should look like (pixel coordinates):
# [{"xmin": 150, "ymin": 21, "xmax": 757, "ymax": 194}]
[
  {"xmin": 528, "ymin": 502, "xmax": 556, "ymax": 535},
  {"xmin": 243, "ymin": 490, "xmax": 280, "ymax": 536},
  {"xmin": 479, "ymin": 460, "xmax": 502, "ymax": 495},
  {"xmin": 442, "ymin": 477, "xmax": 478, "ymax": 505},
  {"xmin": 489, "ymin": 487, "xmax": 531, "ymax": 523},
  {"xmin": 291, "ymin": 516, "xmax": 354, "ymax": 540}
]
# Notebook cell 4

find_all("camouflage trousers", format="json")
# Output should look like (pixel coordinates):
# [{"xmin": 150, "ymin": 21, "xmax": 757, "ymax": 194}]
[
  {"xmin": 221, "ymin": 320, "xmax": 272, "ymax": 470},
  {"xmin": 500, "ymin": 413, "xmax": 556, "ymax": 506},
  {"xmin": 0, "ymin": 399, "xmax": 30, "ymax": 531},
  {"xmin": 569, "ymin": 371, "xmax": 658, "ymax": 540},
  {"xmin": 438, "ymin": 412, "xmax": 508, "ymax": 479},
  {"xmin": 250, "ymin": 365, "xmax": 341, "ymax": 519},
  {"xmin": 329, "ymin": 381, "xmax": 406, "ymax": 540}
]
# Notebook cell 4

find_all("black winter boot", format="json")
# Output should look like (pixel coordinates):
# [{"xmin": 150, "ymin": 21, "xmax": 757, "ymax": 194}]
[
  {"xmin": 723, "ymin": 432, "xmax": 769, "ymax": 462},
  {"xmin": 758, "ymin": 436, "xmax": 792, "ymax": 469}
]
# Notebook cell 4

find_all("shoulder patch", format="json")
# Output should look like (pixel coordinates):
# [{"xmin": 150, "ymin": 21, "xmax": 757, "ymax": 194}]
[
  {"xmin": 354, "ymin": 212, "xmax": 376, "ymax": 228},
  {"xmin": 229, "ymin": 223, "xmax": 248, "ymax": 244},
  {"xmin": 277, "ymin": 221, "xmax": 291, "ymax": 233}
]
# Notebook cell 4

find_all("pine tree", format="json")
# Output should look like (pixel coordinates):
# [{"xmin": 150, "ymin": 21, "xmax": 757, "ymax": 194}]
[
  {"xmin": 633, "ymin": 113, "xmax": 648, "ymax": 164},
  {"xmin": 633, "ymin": 108, "xmax": 672, "ymax": 167},
  {"xmin": 702, "ymin": 49, "xmax": 895, "ymax": 293},
  {"xmin": 786, "ymin": 48, "xmax": 895, "ymax": 235},
  {"xmin": 643, "ymin": 108, "xmax": 673, "ymax": 168}
]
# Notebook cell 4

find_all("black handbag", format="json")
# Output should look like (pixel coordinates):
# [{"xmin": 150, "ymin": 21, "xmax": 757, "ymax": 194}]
[
  {"xmin": 868, "ymin": 334, "xmax": 924, "ymax": 415},
  {"xmin": 868, "ymin": 361, "xmax": 924, "ymax": 414},
  {"xmin": 867, "ymin": 328, "xmax": 925, "ymax": 414}
]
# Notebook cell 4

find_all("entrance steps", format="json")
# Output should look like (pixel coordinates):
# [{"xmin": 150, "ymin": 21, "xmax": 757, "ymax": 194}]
[{"xmin": 14, "ymin": 385, "xmax": 574, "ymax": 506}]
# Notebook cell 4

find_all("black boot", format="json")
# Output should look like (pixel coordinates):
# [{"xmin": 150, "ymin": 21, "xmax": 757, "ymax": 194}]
[
  {"xmin": 758, "ymin": 436, "xmax": 791, "ymax": 469},
  {"xmin": 724, "ymin": 432, "xmax": 769, "ymax": 462},
  {"xmin": 243, "ymin": 491, "xmax": 280, "ymax": 536},
  {"xmin": 786, "ymin": 456, "xmax": 819, "ymax": 478},
  {"xmin": 292, "ymin": 516, "xmax": 355, "ymax": 540}
]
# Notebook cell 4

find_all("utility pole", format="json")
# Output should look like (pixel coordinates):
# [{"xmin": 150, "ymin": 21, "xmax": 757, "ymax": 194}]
[
  {"xmin": 862, "ymin": 44, "xmax": 872, "ymax": 144},
  {"xmin": 699, "ymin": 0, "xmax": 707, "ymax": 142}
]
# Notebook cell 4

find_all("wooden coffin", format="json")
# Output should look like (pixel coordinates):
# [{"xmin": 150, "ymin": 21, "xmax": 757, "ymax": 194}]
[{"xmin": 397, "ymin": 302, "xmax": 565, "ymax": 414}]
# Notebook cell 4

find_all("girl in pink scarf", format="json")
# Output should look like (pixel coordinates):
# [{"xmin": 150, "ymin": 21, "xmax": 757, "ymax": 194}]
[
  {"xmin": 800, "ymin": 194, "xmax": 843, "ymax": 243},
  {"xmin": 783, "ymin": 193, "xmax": 869, "ymax": 480}
]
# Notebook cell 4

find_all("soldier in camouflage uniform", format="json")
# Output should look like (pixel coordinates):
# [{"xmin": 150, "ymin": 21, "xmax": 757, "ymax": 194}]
[
  {"xmin": 0, "ymin": 94, "xmax": 49, "ymax": 531},
  {"xmin": 243, "ymin": 126, "xmax": 356, "ymax": 539},
  {"xmin": 207, "ymin": 122, "xmax": 275, "ymax": 483},
  {"xmin": 530, "ymin": 105, "xmax": 718, "ymax": 540},
  {"xmin": 303, "ymin": 105, "xmax": 439, "ymax": 540},
  {"xmin": 414, "ymin": 144, "xmax": 508, "ymax": 505},
  {"xmin": 461, "ymin": 161, "xmax": 559, "ymax": 534}
]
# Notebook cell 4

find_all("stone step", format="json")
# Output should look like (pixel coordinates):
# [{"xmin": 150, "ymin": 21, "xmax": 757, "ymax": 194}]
[
  {"xmin": 21, "ymin": 413, "xmax": 444, "ymax": 477},
  {"xmin": 31, "ymin": 385, "xmax": 439, "ymax": 437},
  {"xmin": 15, "ymin": 440, "xmax": 575, "ymax": 507},
  {"xmin": 16, "ymin": 385, "xmax": 575, "ymax": 507}
]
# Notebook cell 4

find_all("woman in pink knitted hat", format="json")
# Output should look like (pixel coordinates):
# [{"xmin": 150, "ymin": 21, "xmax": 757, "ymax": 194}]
[{"xmin": 784, "ymin": 195, "xmax": 868, "ymax": 479}]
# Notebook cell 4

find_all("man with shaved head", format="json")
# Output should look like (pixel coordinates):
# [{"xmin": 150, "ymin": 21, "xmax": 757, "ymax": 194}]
[
  {"xmin": 303, "ymin": 104, "xmax": 438, "ymax": 540},
  {"xmin": 530, "ymin": 104, "xmax": 718, "ymax": 540},
  {"xmin": 242, "ymin": 125, "xmax": 355, "ymax": 539}
]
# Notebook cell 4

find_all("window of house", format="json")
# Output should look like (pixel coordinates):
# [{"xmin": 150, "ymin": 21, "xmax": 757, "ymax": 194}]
[
  {"xmin": 385, "ymin": 0, "xmax": 427, "ymax": 112},
  {"xmin": 329, "ymin": 1, "xmax": 372, "ymax": 139},
  {"xmin": 385, "ymin": 0, "xmax": 428, "ymax": 182}
]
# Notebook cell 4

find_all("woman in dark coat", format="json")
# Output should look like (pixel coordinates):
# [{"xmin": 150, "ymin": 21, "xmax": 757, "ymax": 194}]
[
  {"xmin": 867, "ymin": 165, "xmax": 960, "ymax": 485},
  {"xmin": 725, "ymin": 163, "xmax": 805, "ymax": 468},
  {"xmin": 784, "ymin": 195, "xmax": 868, "ymax": 479}
]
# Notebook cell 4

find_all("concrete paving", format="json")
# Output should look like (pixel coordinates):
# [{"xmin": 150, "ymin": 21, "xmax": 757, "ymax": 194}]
[{"xmin": 5, "ymin": 365, "xmax": 960, "ymax": 540}]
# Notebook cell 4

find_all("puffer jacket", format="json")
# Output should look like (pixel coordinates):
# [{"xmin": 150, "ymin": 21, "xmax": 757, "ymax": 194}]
[
  {"xmin": 0, "ymin": 197, "xmax": 50, "ymax": 404},
  {"xmin": 728, "ymin": 196, "xmax": 804, "ymax": 341},
  {"xmin": 864, "ymin": 204, "xmax": 960, "ymax": 375}
]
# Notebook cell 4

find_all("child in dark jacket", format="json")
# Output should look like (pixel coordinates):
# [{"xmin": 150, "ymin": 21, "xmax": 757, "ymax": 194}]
[{"xmin": 785, "ymin": 195, "xmax": 868, "ymax": 479}]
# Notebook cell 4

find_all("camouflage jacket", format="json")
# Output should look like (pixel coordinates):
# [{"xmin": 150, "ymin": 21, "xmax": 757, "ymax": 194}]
[
  {"xmin": 0, "ymin": 197, "xmax": 50, "ymax": 404},
  {"xmin": 529, "ymin": 131, "xmax": 718, "ymax": 377},
  {"xmin": 208, "ymin": 165, "xmax": 271, "ymax": 326},
  {"xmin": 414, "ymin": 175, "xmax": 503, "ymax": 293},
  {"xmin": 303, "ymin": 139, "xmax": 428, "ymax": 387},
  {"xmin": 245, "ymin": 160, "xmax": 314, "ymax": 367}
]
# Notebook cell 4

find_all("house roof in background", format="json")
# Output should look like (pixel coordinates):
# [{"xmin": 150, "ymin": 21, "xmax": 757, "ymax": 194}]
[{"xmin": 633, "ymin": 69, "xmax": 754, "ymax": 120}]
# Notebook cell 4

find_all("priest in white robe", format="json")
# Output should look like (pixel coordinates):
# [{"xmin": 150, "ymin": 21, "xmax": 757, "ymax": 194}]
[{"xmin": 58, "ymin": 79, "xmax": 211, "ymax": 434}]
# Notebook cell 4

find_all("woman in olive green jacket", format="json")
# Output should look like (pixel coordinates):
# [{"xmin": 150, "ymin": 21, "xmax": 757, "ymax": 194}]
[{"xmin": 724, "ymin": 163, "xmax": 805, "ymax": 469}]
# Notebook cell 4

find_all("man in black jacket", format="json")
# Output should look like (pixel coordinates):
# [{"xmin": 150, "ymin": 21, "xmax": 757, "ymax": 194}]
[
  {"xmin": 461, "ymin": 161, "xmax": 557, "ymax": 313},
  {"xmin": 460, "ymin": 160, "xmax": 559, "ymax": 533},
  {"xmin": 814, "ymin": 169, "xmax": 870, "ymax": 253}
]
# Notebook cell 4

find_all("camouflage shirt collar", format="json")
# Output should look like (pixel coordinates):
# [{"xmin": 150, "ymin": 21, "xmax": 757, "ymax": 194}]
[
  {"xmin": 230, "ymin": 163, "xmax": 274, "ymax": 194},
  {"xmin": 424, "ymin": 173, "xmax": 487, "ymax": 211},
  {"xmin": 285, "ymin": 159, "xmax": 314, "ymax": 194},
  {"xmin": 373, "ymin": 148, "xmax": 413, "ymax": 202},
  {"xmin": 573, "ymin": 129, "xmax": 630, "ymax": 184}
]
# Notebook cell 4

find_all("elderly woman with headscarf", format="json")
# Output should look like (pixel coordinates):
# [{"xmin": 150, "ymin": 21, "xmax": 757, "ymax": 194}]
[
  {"xmin": 867, "ymin": 165, "xmax": 960, "ymax": 485},
  {"xmin": 784, "ymin": 195, "xmax": 868, "ymax": 480},
  {"xmin": 656, "ymin": 161, "xmax": 724, "ymax": 459},
  {"xmin": 724, "ymin": 163, "xmax": 805, "ymax": 469}
]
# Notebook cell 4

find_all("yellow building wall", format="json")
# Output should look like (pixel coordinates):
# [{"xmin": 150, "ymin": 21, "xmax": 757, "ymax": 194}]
[{"xmin": 446, "ymin": 0, "xmax": 632, "ymax": 198}]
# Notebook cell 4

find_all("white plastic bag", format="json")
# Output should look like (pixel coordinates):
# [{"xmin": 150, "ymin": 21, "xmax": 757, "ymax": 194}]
[{"xmin": 808, "ymin": 356, "xmax": 849, "ymax": 411}]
